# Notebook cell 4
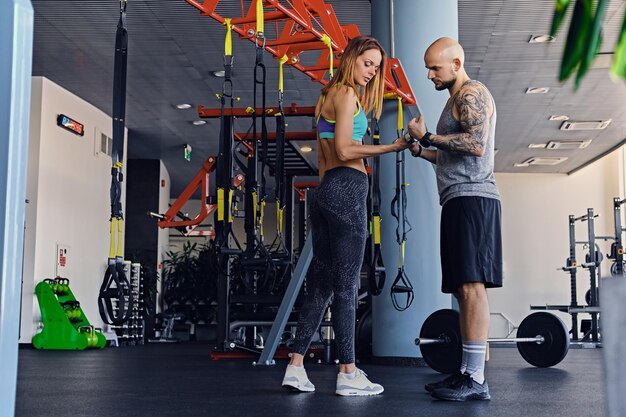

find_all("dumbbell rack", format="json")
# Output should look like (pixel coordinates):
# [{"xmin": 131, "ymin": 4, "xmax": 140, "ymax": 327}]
[
  {"xmin": 32, "ymin": 279, "xmax": 106, "ymax": 350},
  {"xmin": 111, "ymin": 262, "xmax": 145, "ymax": 345}
]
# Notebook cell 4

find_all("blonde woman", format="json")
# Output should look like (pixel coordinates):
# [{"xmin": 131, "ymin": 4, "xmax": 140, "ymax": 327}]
[{"xmin": 282, "ymin": 35, "xmax": 409, "ymax": 396}]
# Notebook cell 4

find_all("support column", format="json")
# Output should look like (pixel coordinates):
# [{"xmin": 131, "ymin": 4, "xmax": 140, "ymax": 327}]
[
  {"xmin": 371, "ymin": 0, "xmax": 457, "ymax": 358},
  {"xmin": 0, "ymin": 0, "xmax": 34, "ymax": 413}
]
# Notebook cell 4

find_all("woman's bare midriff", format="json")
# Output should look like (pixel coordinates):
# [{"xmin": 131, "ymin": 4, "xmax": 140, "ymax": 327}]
[{"xmin": 318, "ymin": 137, "xmax": 366, "ymax": 175}]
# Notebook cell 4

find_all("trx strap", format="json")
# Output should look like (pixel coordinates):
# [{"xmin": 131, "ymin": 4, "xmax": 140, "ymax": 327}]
[
  {"xmin": 98, "ymin": 0, "xmax": 132, "ymax": 325},
  {"xmin": 269, "ymin": 54, "xmax": 289, "ymax": 254},
  {"xmin": 216, "ymin": 17, "xmax": 241, "ymax": 251},
  {"xmin": 390, "ymin": 97, "xmax": 414, "ymax": 311},
  {"xmin": 367, "ymin": 118, "xmax": 385, "ymax": 296},
  {"xmin": 253, "ymin": 0, "xmax": 269, "ymax": 243},
  {"xmin": 320, "ymin": 34, "xmax": 334, "ymax": 79}
]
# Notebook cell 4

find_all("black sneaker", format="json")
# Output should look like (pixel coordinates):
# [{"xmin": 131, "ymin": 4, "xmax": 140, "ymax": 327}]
[
  {"xmin": 430, "ymin": 373, "xmax": 490, "ymax": 401},
  {"xmin": 424, "ymin": 372, "xmax": 463, "ymax": 393}
]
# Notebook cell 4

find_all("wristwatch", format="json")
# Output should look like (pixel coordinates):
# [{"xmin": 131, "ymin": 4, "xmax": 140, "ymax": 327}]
[{"xmin": 420, "ymin": 132, "xmax": 433, "ymax": 148}]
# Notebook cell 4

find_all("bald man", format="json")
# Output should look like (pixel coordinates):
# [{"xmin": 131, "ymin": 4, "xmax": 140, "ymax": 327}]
[{"xmin": 406, "ymin": 37, "xmax": 502, "ymax": 401}]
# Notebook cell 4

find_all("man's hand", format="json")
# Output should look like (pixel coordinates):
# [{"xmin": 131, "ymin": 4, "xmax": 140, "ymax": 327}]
[{"xmin": 408, "ymin": 116, "xmax": 427, "ymax": 140}]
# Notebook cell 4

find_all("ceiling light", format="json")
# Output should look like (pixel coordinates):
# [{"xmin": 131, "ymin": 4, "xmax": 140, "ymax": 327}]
[
  {"xmin": 192, "ymin": 120, "xmax": 206, "ymax": 126},
  {"xmin": 300, "ymin": 145, "xmax": 313, "ymax": 153},
  {"xmin": 546, "ymin": 139, "xmax": 592, "ymax": 149},
  {"xmin": 526, "ymin": 87, "xmax": 550, "ymax": 94},
  {"xmin": 529, "ymin": 34, "xmax": 555, "ymax": 43},
  {"xmin": 549, "ymin": 115, "xmax": 569, "ymax": 121},
  {"xmin": 176, "ymin": 103, "xmax": 192, "ymax": 110},
  {"xmin": 560, "ymin": 119, "xmax": 612, "ymax": 130},
  {"xmin": 514, "ymin": 157, "xmax": 568, "ymax": 167},
  {"xmin": 528, "ymin": 143, "xmax": 547, "ymax": 149},
  {"xmin": 211, "ymin": 70, "xmax": 226, "ymax": 77}
]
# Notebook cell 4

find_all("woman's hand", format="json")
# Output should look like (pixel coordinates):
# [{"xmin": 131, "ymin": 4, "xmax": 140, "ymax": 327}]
[{"xmin": 392, "ymin": 136, "xmax": 411, "ymax": 152}]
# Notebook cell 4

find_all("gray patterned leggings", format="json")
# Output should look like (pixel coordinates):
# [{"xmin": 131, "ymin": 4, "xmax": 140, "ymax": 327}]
[{"xmin": 292, "ymin": 167, "xmax": 368, "ymax": 364}]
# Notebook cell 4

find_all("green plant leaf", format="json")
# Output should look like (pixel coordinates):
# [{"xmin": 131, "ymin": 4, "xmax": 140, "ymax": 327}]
[
  {"xmin": 575, "ymin": 0, "xmax": 608, "ymax": 89},
  {"xmin": 611, "ymin": 8, "xmax": 626, "ymax": 80},
  {"xmin": 560, "ymin": 0, "xmax": 594, "ymax": 82},
  {"xmin": 550, "ymin": 0, "xmax": 572, "ymax": 36}
]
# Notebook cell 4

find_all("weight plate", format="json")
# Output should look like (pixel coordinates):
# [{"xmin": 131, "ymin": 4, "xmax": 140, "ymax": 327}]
[
  {"xmin": 419, "ymin": 309, "xmax": 462, "ymax": 374},
  {"xmin": 516, "ymin": 312, "xmax": 569, "ymax": 368}
]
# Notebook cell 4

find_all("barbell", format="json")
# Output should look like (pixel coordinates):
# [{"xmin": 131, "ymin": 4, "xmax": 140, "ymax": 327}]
[{"xmin": 415, "ymin": 309, "xmax": 570, "ymax": 374}]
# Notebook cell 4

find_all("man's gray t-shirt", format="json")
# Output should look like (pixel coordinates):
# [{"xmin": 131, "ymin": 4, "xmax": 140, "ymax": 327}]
[{"xmin": 435, "ymin": 80, "xmax": 500, "ymax": 206}]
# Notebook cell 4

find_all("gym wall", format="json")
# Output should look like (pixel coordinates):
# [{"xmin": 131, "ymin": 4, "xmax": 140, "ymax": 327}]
[
  {"xmin": 491, "ymin": 148, "xmax": 623, "ymax": 336},
  {"xmin": 21, "ymin": 76, "xmax": 127, "ymax": 342}
]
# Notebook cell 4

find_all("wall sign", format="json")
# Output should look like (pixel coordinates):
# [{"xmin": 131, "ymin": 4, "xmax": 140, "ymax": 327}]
[{"xmin": 57, "ymin": 114, "xmax": 85, "ymax": 136}]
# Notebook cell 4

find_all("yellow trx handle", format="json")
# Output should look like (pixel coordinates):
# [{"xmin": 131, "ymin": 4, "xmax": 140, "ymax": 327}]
[
  {"xmin": 116, "ymin": 218, "xmax": 124, "ymax": 258},
  {"xmin": 397, "ymin": 96, "xmax": 403, "ymax": 132},
  {"xmin": 228, "ymin": 189, "xmax": 234, "ymax": 223},
  {"xmin": 109, "ymin": 218, "xmax": 117, "ymax": 258},
  {"xmin": 277, "ymin": 202, "xmax": 284, "ymax": 234},
  {"xmin": 223, "ymin": 18, "xmax": 233, "ymax": 56},
  {"xmin": 398, "ymin": 240, "xmax": 406, "ymax": 267},
  {"xmin": 252, "ymin": 191, "xmax": 258, "ymax": 227},
  {"xmin": 256, "ymin": 0, "xmax": 264, "ymax": 36},
  {"xmin": 217, "ymin": 188, "xmax": 225, "ymax": 221},
  {"xmin": 259, "ymin": 199, "xmax": 266, "ymax": 237},
  {"xmin": 373, "ymin": 215, "xmax": 381, "ymax": 245},
  {"xmin": 278, "ymin": 55, "xmax": 288, "ymax": 93},
  {"xmin": 320, "ymin": 34, "xmax": 333, "ymax": 78}
]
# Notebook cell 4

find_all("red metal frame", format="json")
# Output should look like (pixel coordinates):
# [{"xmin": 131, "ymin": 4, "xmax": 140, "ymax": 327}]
[
  {"xmin": 157, "ymin": 156, "xmax": 244, "ymax": 236},
  {"xmin": 293, "ymin": 181, "xmax": 319, "ymax": 201},
  {"xmin": 186, "ymin": 0, "xmax": 417, "ymax": 106}
]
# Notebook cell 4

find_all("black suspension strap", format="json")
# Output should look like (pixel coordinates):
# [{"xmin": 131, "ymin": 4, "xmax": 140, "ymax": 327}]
[
  {"xmin": 269, "ymin": 54, "xmax": 289, "ymax": 255},
  {"xmin": 390, "ymin": 97, "xmax": 414, "ymax": 311},
  {"xmin": 253, "ymin": 2, "xmax": 269, "ymax": 245},
  {"xmin": 216, "ymin": 17, "xmax": 242, "ymax": 252},
  {"xmin": 98, "ymin": 0, "xmax": 132, "ymax": 325},
  {"xmin": 367, "ymin": 118, "xmax": 386, "ymax": 296}
]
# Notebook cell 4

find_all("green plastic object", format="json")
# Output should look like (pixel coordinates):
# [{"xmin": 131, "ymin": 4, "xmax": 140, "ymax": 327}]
[{"xmin": 32, "ymin": 279, "xmax": 106, "ymax": 350}]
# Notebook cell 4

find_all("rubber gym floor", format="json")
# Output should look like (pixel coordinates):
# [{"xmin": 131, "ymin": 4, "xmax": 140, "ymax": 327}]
[{"xmin": 16, "ymin": 343, "xmax": 605, "ymax": 417}]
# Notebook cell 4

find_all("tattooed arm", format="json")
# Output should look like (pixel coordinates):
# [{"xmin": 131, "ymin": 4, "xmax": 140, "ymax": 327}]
[{"xmin": 429, "ymin": 83, "xmax": 492, "ymax": 157}]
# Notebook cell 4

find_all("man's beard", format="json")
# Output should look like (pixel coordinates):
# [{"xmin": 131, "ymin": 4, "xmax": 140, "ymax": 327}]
[{"xmin": 436, "ymin": 76, "xmax": 456, "ymax": 91}]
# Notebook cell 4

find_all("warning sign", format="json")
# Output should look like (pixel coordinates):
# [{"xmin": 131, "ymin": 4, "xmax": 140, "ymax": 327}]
[{"xmin": 55, "ymin": 244, "xmax": 70, "ymax": 276}]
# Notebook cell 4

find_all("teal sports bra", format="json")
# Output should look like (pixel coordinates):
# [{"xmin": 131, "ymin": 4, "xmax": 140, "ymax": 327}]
[{"xmin": 316, "ymin": 96, "xmax": 368, "ymax": 142}]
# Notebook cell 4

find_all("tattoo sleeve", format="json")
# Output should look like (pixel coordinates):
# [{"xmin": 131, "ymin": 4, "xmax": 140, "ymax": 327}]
[{"xmin": 430, "ymin": 84, "xmax": 491, "ymax": 156}]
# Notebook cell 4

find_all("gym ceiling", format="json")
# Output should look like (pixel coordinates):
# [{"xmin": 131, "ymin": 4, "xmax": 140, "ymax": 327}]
[{"xmin": 31, "ymin": 0, "xmax": 626, "ymax": 195}]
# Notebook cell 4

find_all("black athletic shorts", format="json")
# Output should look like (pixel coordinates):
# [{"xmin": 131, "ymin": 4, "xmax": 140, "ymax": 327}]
[{"xmin": 440, "ymin": 196, "xmax": 503, "ymax": 294}]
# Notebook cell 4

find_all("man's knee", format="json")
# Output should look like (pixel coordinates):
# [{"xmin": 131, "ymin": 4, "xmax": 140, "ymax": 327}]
[{"xmin": 455, "ymin": 282, "xmax": 487, "ymax": 303}]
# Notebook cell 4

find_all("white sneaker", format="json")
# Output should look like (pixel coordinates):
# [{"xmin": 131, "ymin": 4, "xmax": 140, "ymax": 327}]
[
  {"xmin": 335, "ymin": 368, "xmax": 384, "ymax": 396},
  {"xmin": 282, "ymin": 365, "xmax": 315, "ymax": 392}
]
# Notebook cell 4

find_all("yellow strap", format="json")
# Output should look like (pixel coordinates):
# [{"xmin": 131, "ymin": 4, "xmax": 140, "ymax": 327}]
[
  {"xmin": 217, "ymin": 188, "xmax": 225, "ymax": 221},
  {"xmin": 277, "ymin": 202, "xmax": 284, "ymax": 234},
  {"xmin": 279, "ymin": 55, "xmax": 288, "ymax": 93},
  {"xmin": 397, "ymin": 96, "xmax": 403, "ymax": 132},
  {"xmin": 113, "ymin": 161, "xmax": 123, "ymax": 169},
  {"xmin": 116, "ymin": 218, "xmax": 124, "ymax": 258},
  {"xmin": 320, "ymin": 34, "xmax": 333, "ymax": 78},
  {"xmin": 398, "ymin": 240, "xmax": 406, "ymax": 267},
  {"xmin": 228, "ymin": 189, "xmax": 234, "ymax": 223},
  {"xmin": 109, "ymin": 218, "xmax": 117, "ymax": 258},
  {"xmin": 223, "ymin": 18, "xmax": 233, "ymax": 56},
  {"xmin": 259, "ymin": 199, "xmax": 266, "ymax": 237},
  {"xmin": 256, "ymin": 0, "xmax": 264, "ymax": 36},
  {"xmin": 252, "ymin": 192, "xmax": 258, "ymax": 227},
  {"xmin": 373, "ymin": 215, "xmax": 381, "ymax": 245}
]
